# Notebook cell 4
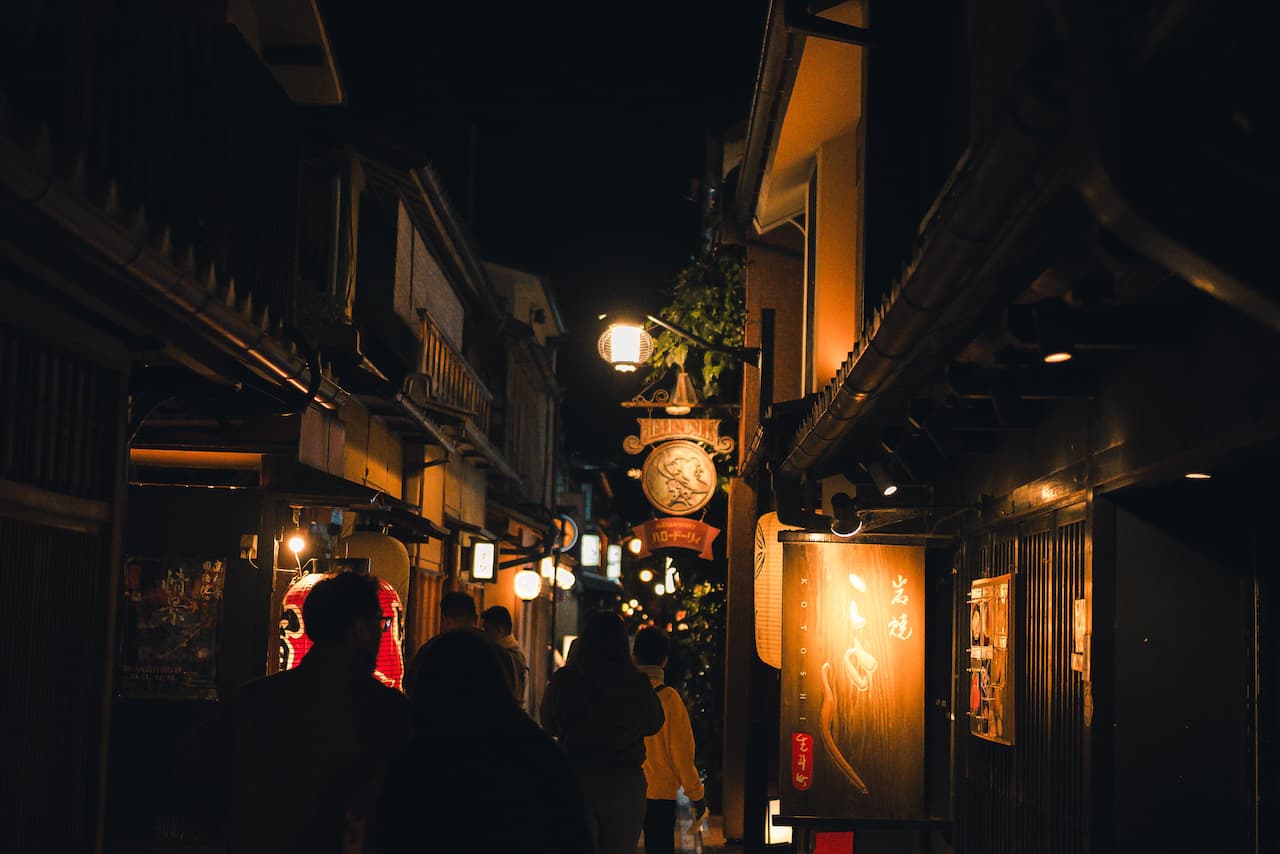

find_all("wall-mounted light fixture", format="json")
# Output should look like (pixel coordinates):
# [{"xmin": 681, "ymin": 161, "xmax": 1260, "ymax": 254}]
[
  {"xmin": 470, "ymin": 541, "xmax": 496, "ymax": 582},
  {"xmin": 1035, "ymin": 298, "xmax": 1074, "ymax": 364},
  {"xmin": 866, "ymin": 461, "xmax": 898, "ymax": 497},
  {"xmin": 626, "ymin": 537, "xmax": 643, "ymax": 555},
  {"xmin": 829, "ymin": 492, "xmax": 864, "ymax": 538},
  {"xmin": 597, "ymin": 320, "xmax": 654, "ymax": 372},
  {"xmin": 597, "ymin": 313, "xmax": 761, "ymax": 373},
  {"xmin": 580, "ymin": 533, "xmax": 602, "ymax": 567}
]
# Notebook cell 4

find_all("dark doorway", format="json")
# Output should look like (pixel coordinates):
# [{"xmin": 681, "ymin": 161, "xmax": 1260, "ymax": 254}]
[{"xmin": 1096, "ymin": 458, "xmax": 1272, "ymax": 853}]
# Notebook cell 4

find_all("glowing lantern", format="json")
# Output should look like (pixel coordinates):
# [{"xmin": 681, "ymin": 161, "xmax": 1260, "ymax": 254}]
[{"xmin": 514, "ymin": 569, "xmax": 543, "ymax": 601}]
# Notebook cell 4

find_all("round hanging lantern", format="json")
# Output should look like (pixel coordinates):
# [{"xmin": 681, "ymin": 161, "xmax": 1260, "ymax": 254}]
[
  {"xmin": 514, "ymin": 569, "xmax": 543, "ymax": 601},
  {"xmin": 555, "ymin": 566, "xmax": 576, "ymax": 591},
  {"xmin": 597, "ymin": 322, "xmax": 653, "ymax": 372},
  {"xmin": 278, "ymin": 570, "xmax": 407, "ymax": 691}
]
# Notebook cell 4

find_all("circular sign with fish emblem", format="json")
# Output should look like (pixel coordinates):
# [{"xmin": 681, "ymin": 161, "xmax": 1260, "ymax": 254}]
[{"xmin": 641, "ymin": 440, "xmax": 716, "ymax": 516}]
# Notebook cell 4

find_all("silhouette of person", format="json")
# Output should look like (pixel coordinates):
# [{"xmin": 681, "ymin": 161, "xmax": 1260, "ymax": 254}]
[
  {"xmin": 541, "ymin": 611, "xmax": 665, "ymax": 854},
  {"xmin": 633, "ymin": 626, "xmax": 706, "ymax": 854},
  {"xmin": 482, "ymin": 604, "xmax": 529, "ymax": 707},
  {"xmin": 378, "ymin": 629, "xmax": 593, "ymax": 854},
  {"xmin": 221, "ymin": 572, "xmax": 411, "ymax": 853}
]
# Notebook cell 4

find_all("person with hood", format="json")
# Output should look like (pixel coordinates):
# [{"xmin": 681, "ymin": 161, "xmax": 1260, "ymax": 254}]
[
  {"xmin": 378, "ymin": 629, "xmax": 592, "ymax": 854},
  {"xmin": 633, "ymin": 626, "xmax": 707, "ymax": 854},
  {"xmin": 540, "ymin": 610, "xmax": 665, "ymax": 854}
]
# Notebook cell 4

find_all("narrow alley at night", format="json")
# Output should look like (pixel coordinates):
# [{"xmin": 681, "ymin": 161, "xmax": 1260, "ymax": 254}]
[{"xmin": 0, "ymin": 2, "xmax": 1273, "ymax": 853}]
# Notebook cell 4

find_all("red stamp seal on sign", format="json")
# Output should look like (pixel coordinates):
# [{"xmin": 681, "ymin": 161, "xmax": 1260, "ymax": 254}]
[{"xmin": 791, "ymin": 732, "xmax": 814, "ymax": 790}]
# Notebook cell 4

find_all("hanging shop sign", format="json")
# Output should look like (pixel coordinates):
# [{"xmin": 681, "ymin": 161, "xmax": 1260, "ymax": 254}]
[
  {"xmin": 968, "ymin": 574, "xmax": 1014, "ymax": 744},
  {"xmin": 119, "ymin": 557, "xmax": 226, "ymax": 699},
  {"xmin": 622, "ymin": 418, "xmax": 735, "ymax": 456},
  {"xmin": 640, "ymin": 441, "xmax": 717, "ymax": 516},
  {"xmin": 580, "ymin": 533, "xmax": 602, "ymax": 567},
  {"xmin": 606, "ymin": 543, "xmax": 623, "ymax": 578},
  {"xmin": 754, "ymin": 512, "xmax": 801, "ymax": 669},
  {"xmin": 631, "ymin": 517, "xmax": 720, "ymax": 560},
  {"xmin": 279, "ymin": 571, "xmax": 406, "ymax": 691},
  {"xmin": 779, "ymin": 534, "xmax": 925, "ymax": 820}
]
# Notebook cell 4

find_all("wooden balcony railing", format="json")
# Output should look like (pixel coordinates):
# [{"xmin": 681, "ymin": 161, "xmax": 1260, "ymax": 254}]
[{"xmin": 420, "ymin": 316, "xmax": 492, "ymax": 433}]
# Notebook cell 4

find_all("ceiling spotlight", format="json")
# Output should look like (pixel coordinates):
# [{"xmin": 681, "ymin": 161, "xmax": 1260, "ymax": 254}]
[
  {"xmin": 866, "ymin": 461, "xmax": 898, "ymax": 497},
  {"xmin": 1184, "ymin": 472, "xmax": 1212, "ymax": 480},
  {"xmin": 829, "ymin": 492, "xmax": 863, "ymax": 538},
  {"xmin": 1035, "ymin": 298, "xmax": 1074, "ymax": 364}
]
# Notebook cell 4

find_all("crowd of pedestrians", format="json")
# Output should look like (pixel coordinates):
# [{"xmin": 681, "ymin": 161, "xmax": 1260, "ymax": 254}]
[{"xmin": 216, "ymin": 573, "xmax": 706, "ymax": 853}]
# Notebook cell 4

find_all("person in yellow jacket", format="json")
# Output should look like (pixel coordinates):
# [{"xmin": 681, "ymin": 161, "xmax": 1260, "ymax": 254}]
[{"xmin": 632, "ymin": 626, "xmax": 707, "ymax": 854}]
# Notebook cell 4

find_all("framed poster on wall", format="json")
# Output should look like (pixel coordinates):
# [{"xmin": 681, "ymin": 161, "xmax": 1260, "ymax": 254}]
[
  {"xmin": 779, "ymin": 533, "xmax": 926, "ymax": 819},
  {"xmin": 968, "ymin": 573, "xmax": 1014, "ymax": 744},
  {"xmin": 118, "ymin": 557, "xmax": 225, "ymax": 699}
]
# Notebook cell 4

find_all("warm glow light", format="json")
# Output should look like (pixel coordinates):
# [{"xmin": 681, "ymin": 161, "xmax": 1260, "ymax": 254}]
[
  {"xmin": 678, "ymin": 622, "xmax": 689, "ymax": 631},
  {"xmin": 580, "ymin": 534, "xmax": 602, "ymax": 567},
  {"xmin": 654, "ymin": 583, "xmax": 666, "ymax": 596},
  {"xmin": 514, "ymin": 569, "xmax": 543, "ymax": 601},
  {"xmin": 540, "ymin": 556, "xmax": 555, "ymax": 579},
  {"xmin": 628, "ymin": 598, "xmax": 639, "ymax": 608},
  {"xmin": 627, "ymin": 468, "xmax": 642, "ymax": 480},
  {"xmin": 606, "ymin": 544, "xmax": 623, "ymax": 580},
  {"xmin": 638, "ymin": 568, "xmax": 654, "ymax": 583},
  {"xmin": 287, "ymin": 534, "xmax": 306, "ymax": 554},
  {"xmin": 1042, "ymin": 351, "xmax": 1073, "ymax": 364},
  {"xmin": 883, "ymin": 484, "xmax": 898, "ymax": 497},
  {"xmin": 1184, "ymin": 472, "xmax": 1212, "ymax": 480},
  {"xmin": 627, "ymin": 537, "xmax": 642, "ymax": 555},
  {"xmin": 471, "ymin": 541, "xmax": 495, "ymax": 581},
  {"xmin": 597, "ymin": 323, "xmax": 653, "ymax": 372},
  {"xmin": 555, "ymin": 566, "xmax": 576, "ymax": 591}
]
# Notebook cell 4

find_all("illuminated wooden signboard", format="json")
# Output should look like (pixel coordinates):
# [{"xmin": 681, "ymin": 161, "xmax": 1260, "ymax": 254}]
[
  {"xmin": 779, "ymin": 533, "xmax": 925, "ymax": 819},
  {"xmin": 968, "ymin": 574, "xmax": 1014, "ymax": 744}
]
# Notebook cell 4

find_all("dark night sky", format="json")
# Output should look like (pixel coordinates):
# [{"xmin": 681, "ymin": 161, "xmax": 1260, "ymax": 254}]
[{"xmin": 319, "ymin": 2, "xmax": 770, "ymax": 509}]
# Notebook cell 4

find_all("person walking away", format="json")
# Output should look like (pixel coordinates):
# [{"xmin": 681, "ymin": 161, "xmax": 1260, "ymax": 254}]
[
  {"xmin": 482, "ymin": 604, "xmax": 529, "ymax": 707},
  {"xmin": 540, "ymin": 610, "xmax": 665, "ymax": 854},
  {"xmin": 378, "ymin": 629, "xmax": 593, "ymax": 854},
  {"xmin": 406, "ymin": 590, "xmax": 506, "ymax": 695},
  {"xmin": 221, "ymin": 572, "xmax": 411, "ymax": 853},
  {"xmin": 633, "ymin": 626, "xmax": 706, "ymax": 854}
]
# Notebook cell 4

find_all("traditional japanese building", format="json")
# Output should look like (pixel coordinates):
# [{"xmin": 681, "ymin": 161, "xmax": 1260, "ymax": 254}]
[{"xmin": 724, "ymin": 1, "xmax": 1274, "ymax": 851}]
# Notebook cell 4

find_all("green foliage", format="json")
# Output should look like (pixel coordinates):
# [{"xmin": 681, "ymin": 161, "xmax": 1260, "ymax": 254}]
[
  {"xmin": 647, "ymin": 251, "xmax": 747, "ymax": 401},
  {"xmin": 672, "ymin": 578, "xmax": 726, "ymax": 810}
]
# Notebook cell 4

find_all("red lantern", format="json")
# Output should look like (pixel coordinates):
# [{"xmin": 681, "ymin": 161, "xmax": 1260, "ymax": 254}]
[{"xmin": 278, "ymin": 572, "xmax": 406, "ymax": 691}]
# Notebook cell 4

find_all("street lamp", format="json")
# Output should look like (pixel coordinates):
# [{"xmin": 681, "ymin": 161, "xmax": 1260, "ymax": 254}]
[
  {"xmin": 597, "ymin": 321, "xmax": 654, "ymax": 372},
  {"xmin": 597, "ymin": 313, "xmax": 761, "ymax": 373}
]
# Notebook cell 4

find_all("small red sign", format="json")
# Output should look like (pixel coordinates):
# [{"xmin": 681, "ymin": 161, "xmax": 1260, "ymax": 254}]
[
  {"xmin": 791, "ymin": 732, "xmax": 814, "ymax": 791},
  {"xmin": 631, "ymin": 517, "xmax": 721, "ymax": 560}
]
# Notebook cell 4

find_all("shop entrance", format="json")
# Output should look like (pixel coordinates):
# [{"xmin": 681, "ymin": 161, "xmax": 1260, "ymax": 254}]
[{"xmin": 1096, "ymin": 462, "xmax": 1270, "ymax": 853}]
